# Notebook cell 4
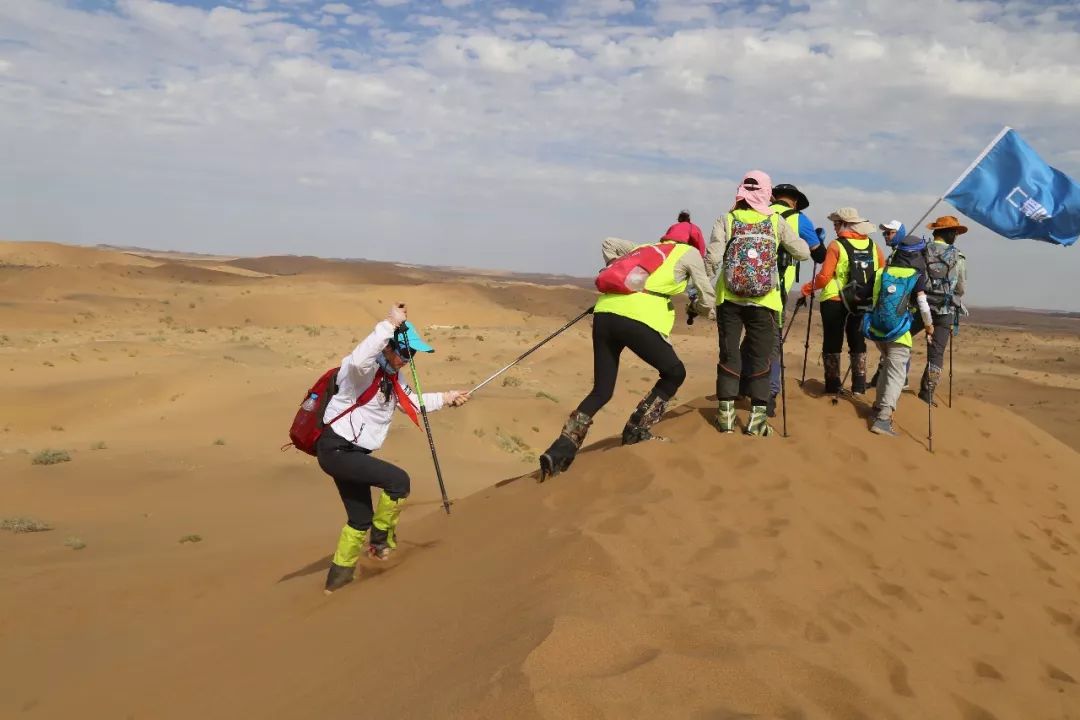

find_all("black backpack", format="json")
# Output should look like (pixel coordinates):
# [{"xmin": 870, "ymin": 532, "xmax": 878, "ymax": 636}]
[
  {"xmin": 775, "ymin": 208, "xmax": 801, "ymax": 289},
  {"xmin": 835, "ymin": 237, "xmax": 876, "ymax": 314}
]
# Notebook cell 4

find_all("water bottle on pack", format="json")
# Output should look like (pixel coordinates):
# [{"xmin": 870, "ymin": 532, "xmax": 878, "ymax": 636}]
[{"xmin": 301, "ymin": 393, "xmax": 318, "ymax": 412}]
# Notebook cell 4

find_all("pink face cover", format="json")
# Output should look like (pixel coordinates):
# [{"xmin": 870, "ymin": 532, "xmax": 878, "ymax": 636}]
[{"xmin": 733, "ymin": 170, "xmax": 774, "ymax": 215}]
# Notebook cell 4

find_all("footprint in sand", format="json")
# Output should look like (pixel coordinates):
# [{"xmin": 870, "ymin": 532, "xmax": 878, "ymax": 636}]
[
  {"xmin": 884, "ymin": 652, "xmax": 915, "ymax": 697},
  {"xmin": 954, "ymin": 696, "xmax": 1001, "ymax": 720},
  {"xmin": 1047, "ymin": 663, "xmax": 1077, "ymax": 684},
  {"xmin": 803, "ymin": 621, "xmax": 829, "ymax": 643},
  {"xmin": 973, "ymin": 660, "xmax": 1004, "ymax": 680}
]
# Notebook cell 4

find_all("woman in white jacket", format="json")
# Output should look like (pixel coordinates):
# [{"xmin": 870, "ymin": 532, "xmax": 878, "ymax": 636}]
[{"xmin": 319, "ymin": 304, "xmax": 468, "ymax": 594}]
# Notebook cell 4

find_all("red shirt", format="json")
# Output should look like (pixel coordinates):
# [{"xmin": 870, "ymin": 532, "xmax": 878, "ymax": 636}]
[{"xmin": 661, "ymin": 221, "xmax": 706, "ymax": 257}]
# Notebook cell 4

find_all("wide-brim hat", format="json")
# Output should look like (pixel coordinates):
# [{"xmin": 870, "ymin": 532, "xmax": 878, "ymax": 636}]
[
  {"xmin": 927, "ymin": 215, "xmax": 968, "ymax": 235},
  {"xmin": 391, "ymin": 321, "xmax": 434, "ymax": 355},
  {"xmin": 828, "ymin": 207, "xmax": 876, "ymax": 236},
  {"xmin": 772, "ymin": 183, "xmax": 809, "ymax": 211}
]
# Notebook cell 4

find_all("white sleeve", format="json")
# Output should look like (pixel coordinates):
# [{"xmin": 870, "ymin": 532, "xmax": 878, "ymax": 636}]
[
  {"xmin": 398, "ymin": 384, "xmax": 446, "ymax": 414},
  {"xmin": 602, "ymin": 237, "xmax": 636, "ymax": 265},
  {"xmin": 915, "ymin": 292, "xmax": 934, "ymax": 327},
  {"xmin": 342, "ymin": 320, "xmax": 396, "ymax": 376}
]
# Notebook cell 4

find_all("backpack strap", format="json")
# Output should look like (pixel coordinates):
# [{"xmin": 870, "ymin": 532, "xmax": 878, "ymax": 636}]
[
  {"xmin": 324, "ymin": 369, "xmax": 384, "ymax": 428},
  {"xmin": 780, "ymin": 208, "xmax": 799, "ymax": 219}
]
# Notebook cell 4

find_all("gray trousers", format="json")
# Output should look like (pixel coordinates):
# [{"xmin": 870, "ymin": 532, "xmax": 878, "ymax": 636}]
[
  {"xmin": 874, "ymin": 341, "xmax": 912, "ymax": 421},
  {"xmin": 926, "ymin": 311, "xmax": 952, "ymax": 371}
]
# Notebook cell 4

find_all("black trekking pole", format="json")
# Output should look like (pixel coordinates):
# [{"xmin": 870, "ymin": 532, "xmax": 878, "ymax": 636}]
[
  {"xmin": 401, "ymin": 328, "xmax": 452, "ymax": 515},
  {"xmin": 927, "ymin": 333, "xmax": 935, "ymax": 453},
  {"xmin": 800, "ymin": 263, "xmax": 818, "ymax": 386},
  {"xmin": 469, "ymin": 307, "xmax": 593, "ymax": 396},
  {"xmin": 782, "ymin": 300, "xmax": 803, "ymax": 344},
  {"xmin": 948, "ymin": 309, "xmax": 957, "ymax": 408},
  {"xmin": 779, "ymin": 316, "xmax": 789, "ymax": 437}
]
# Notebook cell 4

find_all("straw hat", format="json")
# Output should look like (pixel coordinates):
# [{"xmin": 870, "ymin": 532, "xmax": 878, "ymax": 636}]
[
  {"xmin": 827, "ymin": 207, "xmax": 876, "ymax": 236},
  {"xmin": 927, "ymin": 215, "xmax": 968, "ymax": 234}
]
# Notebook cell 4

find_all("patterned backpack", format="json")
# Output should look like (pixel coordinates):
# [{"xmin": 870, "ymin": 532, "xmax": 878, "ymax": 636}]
[{"xmin": 723, "ymin": 215, "xmax": 777, "ymax": 297}]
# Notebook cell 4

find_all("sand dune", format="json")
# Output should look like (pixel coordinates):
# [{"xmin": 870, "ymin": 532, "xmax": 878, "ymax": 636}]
[{"xmin": 2, "ymin": 239, "xmax": 1079, "ymax": 719}]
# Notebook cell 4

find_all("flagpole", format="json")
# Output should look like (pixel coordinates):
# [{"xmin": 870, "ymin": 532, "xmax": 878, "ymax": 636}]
[{"xmin": 905, "ymin": 126, "xmax": 1011, "ymax": 234}]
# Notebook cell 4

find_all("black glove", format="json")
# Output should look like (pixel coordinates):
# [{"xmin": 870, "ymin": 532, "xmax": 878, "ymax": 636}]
[{"xmin": 794, "ymin": 296, "xmax": 807, "ymax": 309}]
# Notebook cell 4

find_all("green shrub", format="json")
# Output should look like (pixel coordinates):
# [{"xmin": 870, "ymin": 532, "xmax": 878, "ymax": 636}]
[
  {"xmin": 1, "ymin": 517, "xmax": 53, "ymax": 533},
  {"xmin": 32, "ymin": 449, "xmax": 71, "ymax": 465}
]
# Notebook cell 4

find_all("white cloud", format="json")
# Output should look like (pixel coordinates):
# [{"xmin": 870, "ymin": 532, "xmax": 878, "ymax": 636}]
[
  {"xmin": 493, "ymin": 8, "xmax": 546, "ymax": 22},
  {"xmin": 373, "ymin": 0, "xmax": 409, "ymax": 6},
  {"xmin": 441, "ymin": 0, "xmax": 472, "ymax": 8},
  {"xmin": 3, "ymin": 0, "xmax": 1080, "ymax": 309},
  {"xmin": 321, "ymin": 3, "xmax": 351, "ymax": 15}
]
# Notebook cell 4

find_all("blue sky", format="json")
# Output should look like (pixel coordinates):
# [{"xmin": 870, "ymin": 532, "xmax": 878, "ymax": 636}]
[{"xmin": 3, "ymin": 0, "xmax": 1080, "ymax": 309}]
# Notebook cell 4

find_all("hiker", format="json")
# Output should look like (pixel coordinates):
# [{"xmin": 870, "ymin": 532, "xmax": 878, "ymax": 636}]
[
  {"xmin": 870, "ymin": 221, "xmax": 922, "ymax": 388},
  {"xmin": 918, "ymin": 215, "xmax": 968, "ymax": 404},
  {"xmin": 319, "ymin": 304, "xmax": 469, "ymax": 594},
  {"xmin": 707, "ymin": 171, "xmax": 810, "ymax": 436},
  {"xmin": 661, "ymin": 210, "xmax": 707, "ymax": 257},
  {"xmin": 862, "ymin": 232, "xmax": 936, "ymax": 435},
  {"xmin": 739, "ymin": 183, "xmax": 827, "ymax": 415},
  {"xmin": 799, "ymin": 207, "xmax": 885, "ymax": 395},
  {"xmin": 539, "ymin": 233, "xmax": 715, "ymax": 478}
]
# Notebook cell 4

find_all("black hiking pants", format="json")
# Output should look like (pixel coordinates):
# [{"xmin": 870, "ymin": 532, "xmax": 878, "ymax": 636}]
[
  {"xmin": 717, "ymin": 302, "xmax": 776, "ymax": 405},
  {"xmin": 317, "ymin": 429, "xmax": 410, "ymax": 532},
  {"xmin": 575, "ymin": 311, "xmax": 686, "ymax": 418},
  {"xmin": 820, "ymin": 300, "xmax": 867, "ymax": 354}
]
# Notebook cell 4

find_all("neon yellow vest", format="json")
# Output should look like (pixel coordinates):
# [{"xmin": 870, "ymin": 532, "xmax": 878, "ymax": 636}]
[
  {"xmin": 715, "ymin": 209, "xmax": 784, "ymax": 313},
  {"xmin": 820, "ymin": 236, "xmax": 881, "ymax": 303},
  {"xmin": 868, "ymin": 265, "xmax": 918, "ymax": 347},
  {"xmin": 770, "ymin": 202, "xmax": 801, "ymax": 294},
  {"xmin": 594, "ymin": 242, "xmax": 693, "ymax": 337}
]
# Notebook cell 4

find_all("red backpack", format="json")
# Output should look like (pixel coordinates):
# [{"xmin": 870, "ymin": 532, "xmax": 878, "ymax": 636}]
[
  {"xmin": 595, "ymin": 243, "xmax": 679, "ymax": 294},
  {"xmin": 285, "ymin": 367, "xmax": 383, "ymax": 455}
]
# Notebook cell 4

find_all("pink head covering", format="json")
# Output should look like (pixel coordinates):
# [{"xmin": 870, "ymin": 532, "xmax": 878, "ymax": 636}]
[{"xmin": 733, "ymin": 170, "xmax": 774, "ymax": 215}]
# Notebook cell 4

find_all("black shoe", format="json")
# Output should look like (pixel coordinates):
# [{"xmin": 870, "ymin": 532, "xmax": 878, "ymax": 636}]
[
  {"xmin": 918, "ymin": 388, "xmax": 938, "ymax": 407},
  {"xmin": 852, "ymin": 374, "xmax": 867, "ymax": 395},
  {"xmin": 539, "ymin": 436, "xmax": 577, "ymax": 481},
  {"xmin": 765, "ymin": 395, "xmax": 777, "ymax": 418},
  {"xmin": 368, "ymin": 527, "xmax": 393, "ymax": 561},
  {"xmin": 324, "ymin": 563, "xmax": 354, "ymax": 594}
]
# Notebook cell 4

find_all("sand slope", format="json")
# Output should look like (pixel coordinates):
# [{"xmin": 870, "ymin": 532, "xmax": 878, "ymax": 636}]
[{"xmin": 2, "ymin": 239, "xmax": 1080, "ymax": 719}]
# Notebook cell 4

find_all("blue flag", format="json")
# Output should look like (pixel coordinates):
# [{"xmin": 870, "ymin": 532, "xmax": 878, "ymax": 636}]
[{"xmin": 945, "ymin": 127, "xmax": 1080, "ymax": 247}]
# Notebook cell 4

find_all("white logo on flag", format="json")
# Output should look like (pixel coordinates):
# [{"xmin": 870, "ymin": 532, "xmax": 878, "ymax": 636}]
[{"xmin": 1006, "ymin": 187, "xmax": 1052, "ymax": 223}]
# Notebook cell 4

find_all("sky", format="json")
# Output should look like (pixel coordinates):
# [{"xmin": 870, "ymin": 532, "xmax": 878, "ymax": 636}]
[{"xmin": 3, "ymin": 0, "xmax": 1080, "ymax": 310}]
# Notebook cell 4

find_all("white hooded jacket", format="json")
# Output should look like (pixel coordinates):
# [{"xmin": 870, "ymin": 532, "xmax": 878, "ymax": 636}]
[{"xmin": 323, "ymin": 320, "xmax": 445, "ymax": 451}]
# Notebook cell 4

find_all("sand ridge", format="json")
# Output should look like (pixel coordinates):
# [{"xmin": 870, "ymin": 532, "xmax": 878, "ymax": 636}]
[{"xmin": 2, "ymin": 239, "xmax": 1079, "ymax": 719}]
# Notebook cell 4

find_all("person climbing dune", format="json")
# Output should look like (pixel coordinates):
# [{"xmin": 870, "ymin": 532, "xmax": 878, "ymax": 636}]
[
  {"xmin": 318, "ymin": 303, "xmax": 469, "ymax": 594},
  {"xmin": 706, "ymin": 171, "xmax": 810, "ymax": 436},
  {"xmin": 538, "ymin": 232, "xmax": 715, "ymax": 480}
]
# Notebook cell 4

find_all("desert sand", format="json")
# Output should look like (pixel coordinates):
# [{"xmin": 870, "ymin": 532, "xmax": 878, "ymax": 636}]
[{"xmin": 2, "ymin": 240, "xmax": 1079, "ymax": 719}]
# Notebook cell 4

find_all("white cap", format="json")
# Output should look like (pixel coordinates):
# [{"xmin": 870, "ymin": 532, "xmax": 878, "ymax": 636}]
[{"xmin": 879, "ymin": 220, "xmax": 903, "ymax": 232}]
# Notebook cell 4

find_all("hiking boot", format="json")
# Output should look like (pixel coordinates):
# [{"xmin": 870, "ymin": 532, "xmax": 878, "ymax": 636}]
[
  {"xmin": 369, "ymin": 493, "xmax": 406, "ymax": 559},
  {"xmin": 850, "ymin": 352, "xmax": 868, "ymax": 395},
  {"xmin": 918, "ymin": 388, "xmax": 939, "ymax": 407},
  {"xmin": 870, "ymin": 417, "xmax": 898, "ymax": 437},
  {"xmin": 368, "ymin": 527, "xmax": 393, "ymax": 560},
  {"xmin": 823, "ymin": 353, "xmax": 842, "ymax": 394},
  {"xmin": 540, "ymin": 411, "xmax": 592, "ymax": 480},
  {"xmin": 765, "ymin": 394, "xmax": 777, "ymax": 418},
  {"xmin": 716, "ymin": 399, "xmax": 736, "ymax": 433},
  {"xmin": 744, "ymin": 404, "xmax": 774, "ymax": 437},
  {"xmin": 324, "ymin": 563, "xmax": 355, "ymax": 594},
  {"xmin": 622, "ymin": 392, "xmax": 669, "ymax": 445}
]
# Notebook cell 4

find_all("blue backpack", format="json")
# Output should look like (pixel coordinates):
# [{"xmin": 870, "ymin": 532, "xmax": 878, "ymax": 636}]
[{"xmin": 861, "ymin": 266, "xmax": 920, "ymax": 343}]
